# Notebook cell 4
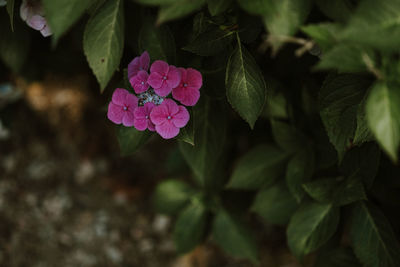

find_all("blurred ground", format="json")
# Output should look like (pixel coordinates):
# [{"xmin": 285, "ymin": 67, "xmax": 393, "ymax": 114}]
[{"xmin": 0, "ymin": 74, "xmax": 300, "ymax": 267}]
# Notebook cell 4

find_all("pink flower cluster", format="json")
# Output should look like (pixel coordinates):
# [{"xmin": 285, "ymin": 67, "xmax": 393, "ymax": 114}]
[
  {"xmin": 107, "ymin": 51, "xmax": 202, "ymax": 139},
  {"xmin": 20, "ymin": 0, "xmax": 52, "ymax": 37}
]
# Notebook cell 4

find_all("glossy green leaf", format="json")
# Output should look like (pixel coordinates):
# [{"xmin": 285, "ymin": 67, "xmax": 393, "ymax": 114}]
[
  {"xmin": 354, "ymin": 93, "xmax": 374, "ymax": 146},
  {"xmin": 176, "ymin": 110, "xmax": 194, "ymax": 146},
  {"xmin": 117, "ymin": 126, "xmax": 152, "ymax": 156},
  {"xmin": 286, "ymin": 147, "xmax": 315, "ymax": 202},
  {"xmin": 173, "ymin": 199, "xmax": 208, "ymax": 253},
  {"xmin": 319, "ymin": 74, "xmax": 371, "ymax": 161},
  {"xmin": 157, "ymin": 0, "xmax": 205, "ymax": 25},
  {"xmin": 83, "ymin": 0, "xmax": 124, "ymax": 91},
  {"xmin": 153, "ymin": 179, "xmax": 195, "ymax": 215},
  {"xmin": 342, "ymin": 0, "xmax": 400, "ymax": 51},
  {"xmin": 226, "ymin": 35, "xmax": 266, "ymax": 128},
  {"xmin": 366, "ymin": 82, "xmax": 400, "ymax": 162},
  {"xmin": 301, "ymin": 23, "xmax": 341, "ymax": 52},
  {"xmin": 206, "ymin": 0, "xmax": 232, "ymax": 16},
  {"xmin": 179, "ymin": 97, "xmax": 227, "ymax": 188},
  {"xmin": 212, "ymin": 210, "xmax": 258, "ymax": 263},
  {"xmin": 183, "ymin": 26, "xmax": 235, "ymax": 56},
  {"xmin": 350, "ymin": 201, "xmax": 400, "ymax": 267},
  {"xmin": 251, "ymin": 181, "xmax": 298, "ymax": 225},
  {"xmin": 138, "ymin": 20, "xmax": 176, "ymax": 63},
  {"xmin": 303, "ymin": 174, "xmax": 367, "ymax": 206},
  {"xmin": 287, "ymin": 202, "xmax": 340, "ymax": 259},
  {"xmin": 340, "ymin": 143, "xmax": 380, "ymax": 189},
  {"xmin": 227, "ymin": 144, "xmax": 288, "ymax": 190},
  {"xmin": 43, "ymin": 0, "xmax": 95, "ymax": 42}
]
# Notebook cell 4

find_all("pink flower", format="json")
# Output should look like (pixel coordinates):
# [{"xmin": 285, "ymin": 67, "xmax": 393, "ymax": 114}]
[
  {"xmin": 172, "ymin": 68, "xmax": 202, "ymax": 106},
  {"xmin": 129, "ymin": 70, "xmax": 149, "ymax": 94},
  {"xmin": 20, "ymin": 0, "xmax": 52, "ymax": 37},
  {"xmin": 133, "ymin": 102, "xmax": 156, "ymax": 131},
  {"xmin": 147, "ymin": 60, "xmax": 181, "ymax": 97},
  {"xmin": 107, "ymin": 88, "xmax": 138, "ymax": 127},
  {"xmin": 128, "ymin": 51, "xmax": 150, "ymax": 80},
  {"xmin": 150, "ymin": 99, "xmax": 189, "ymax": 139}
]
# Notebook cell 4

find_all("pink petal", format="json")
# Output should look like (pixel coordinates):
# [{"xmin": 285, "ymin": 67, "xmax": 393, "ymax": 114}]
[
  {"xmin": 147, "ymin": 72, "xmax": 164, "ymax": 89},
  {"xmin": 140, "ymin": 51, "xmax": 150, "ymax": 71},
  {"xmin": 27, "ymin": 15, "xmax": 46, "ymax": 31},
  {"xmin": 166, "ymin": 66, "xmax": 181, "ymax": 89},
  {"xmin": 153, "ymin": 81, "xmax": 172, "ymax": 97},
  {"xmin": 163, "ymin": 99, "xmax": 179, "ymax": 115},
  {"xmin": 172, "ymin": 87, "xmax": 200, "ymax": 106},
  {"xmin": 107, "ymin": 102, "xmax": 124, "ymax": 124},
  {"xmin": 134, "ymin": 105, "xmax": 148, "ymax": 120},
  {"xmin": 156, "ymin": 121, "xmax": 180, "ymax": 139},
  {"xmin": 112, "ymin": 88, "xmax": 129, "ymax": 106},
  {"xmin": 178, "ymin": 67, "xmax": 187, "ymax": 83},
  {"xmin": 122, "ymin": 110, "xmax": 135, "ymax": 127},
  {"xmin": 127, "ymin": 57, "xmax": 140, "ymax": 79},
  {"xmin": 130, "ymin": 70, "xmax": 149, "ymax": 94},
  {"xmin": 172, "ymin": 106, "xmax": 190, "ymax": 128},
  {"xmin": 124, "ymin": 93, "xmax": 138, "ymax": 108},
  {"xmin": 40, "ymin": 24, "xmax": 52, "ymax": 37},
  {"xmin": 186, "ymin": 68, "xmax": 202, "ymax": 89},
  {"xmin": 150, "ymin": 104, "xmax": 168, "ymax": 125},
  {"xmin": 150, "ymin": 60, "xmax": 169, "ymax": 75},
  {"xmin": 144, "ymin": 102, "xmax": 156, "ymax": 113},
  {"xmin": 147, "ymin": 120, "xmax": 156, "ymax": 131},
  {"xmin": 133, "ymin": 118, "xmax": 147, "ymax": 131}
]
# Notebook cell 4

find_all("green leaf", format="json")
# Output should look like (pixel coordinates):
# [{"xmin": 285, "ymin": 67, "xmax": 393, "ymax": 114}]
[
  {"xmin": 354, "ymin": 93, "xmax": 374, "ymax": 146},
  {"xmin": 0, "ymin": 17, "xmax": 30, "ymax": 73},
  {"xmin": 43, "ymin": 0, "xmax": 95, "ymax": 42},
  {"xmin": 340, "ymin": 143, "xmax": 380, "ymax": 189},
  {"xmin": 251, "ymin": 181, "xmax": 298, "ymax": 225},
  {"xmin": 138, "ymin": 20, "xmax": 176, "ymax": 63},
  {"xmin": 173, "ymin": 199, "xmax": 208, "ymax": 254},
  {"xmin": 366, "ymin": 82, "xmax": 400, "ymax": 162},
  {"xmin": 287, "ymin": 202, "xmax": 340, "ymax": 259},
  {"xmin": 206, "ymin": 0, "xmax": 232, "ymax": 16},
  {"xmin": 133, "ymin": 0, "xmax": 176, "ymax": 5},
  {"xmin": 319, "ymin": 74, "xmax": 371, "ymax": 161},
  {"xmin": 179, "ymin": 97, "xmax": 227, "ymax": 189},
  {"xmin": 227, "ymin": 144, "xmax": 288, "ymax": 190},
  {"xmin": 315, "ymin": 45, "xmax": 374, "ymax": 73},
  {"xmin": 212, "ymin": 210, "xmax": 258, "ymax": 263},
  {"xmin": 116, "ymin": 126, "xmax": 152, "ymax": 156},
  {"xmin": 271, "ymin": 119, "xmax": 308, "ymax": 153},
  {"xmin": 153, "ymin": 179, "xmax": 195, "ymax": 215},
  {"xmin": 6, "ymin": 0, "xmax": 14, "ymax": 31},
  {"xmin": 183, "ymin": 26, "xmax": 235, "ymax": 56},
  {"xmin": 226, "ymin": 35, "xmax": 266, "ymax": 128},
  {"xmin": 157, "ymin": 0, "xmax": 205, "ymax": 25},
  {"xmin": 286, "ymin": 147, "xmax": 315, "ymax": 202},
  {"xmin": 314, "ymin": 0, "xmax": 354, "ymax": 23},
  {"xmin": 301, "ymin": 23, "xmax": 341, "ymax": 52},
  {"xmin": 176, "ymin": 110, "xmax": 194, "ymax": 145},
  {"xmin": 342, "ymin": 0, "xmax": 400, "ymax": 51},
  {"xmin": 303, "ymin": 174, "xmax": 367, "ymax": 206},
  {"xmin": 314, "ymin": 247, "xmax": 362, "ymax": 267},
  {"xmin": 239, "ymin": 0, "xmax": 311, "ymax": 52},
  {"xmin": 350, "ymin": 201, "xmax": 400, "ymax": 267},
  {"xmin": 83, "ymin": 0, "xmax": 124, "ymax": 91}
]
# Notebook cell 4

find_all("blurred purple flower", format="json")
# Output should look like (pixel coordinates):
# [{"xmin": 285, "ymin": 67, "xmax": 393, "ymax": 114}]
[
  {"xmin": 128, "ymin": 51, "xmax": 150, "ymax": 80},
  {"xmin": 107, "ymin": 88, "xmax": 138, "ymax": 127},
  {"xmin": 150, "ymin": 99, "xmax": 189, "ymax": 139},
  {"xmin": 147, "ymin": 60, "xmax": 181, "ymax": 97},
  {"xmin": 20, "ymin": 0, "xmax": 52, "ymax": 37},
  {"xmin": 172, "ymin": 68, "xmax": 202, "ymax": 106}
]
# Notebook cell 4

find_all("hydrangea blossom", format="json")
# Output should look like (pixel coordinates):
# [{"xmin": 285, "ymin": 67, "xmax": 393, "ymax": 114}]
[
  {"xmin": 107, "ymin": 88, "xmax": 138, "ymax": 127},
  {"xmin": 147, "ymin": 60, "xmax": 181, "ymax": 97},
  {"xmin": 107, "ymin": 51, "xmax": 202, "ymax": 139},
  {"xmin": 20, "ymin": 0, "xmax": 52, "ymax": 37},
  {"xmin": 150, "ymin": 99, "xmax": 189, "ymax": 139},
  {"xmin": 172, "ymin": 68, "xmax": 202, "ymax": 106}
]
